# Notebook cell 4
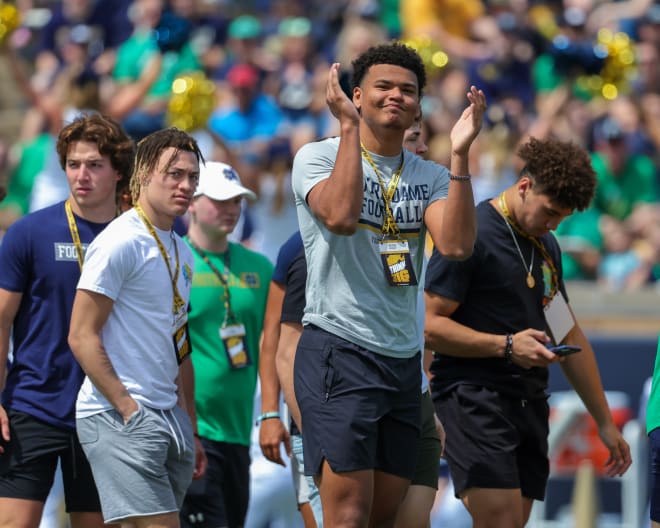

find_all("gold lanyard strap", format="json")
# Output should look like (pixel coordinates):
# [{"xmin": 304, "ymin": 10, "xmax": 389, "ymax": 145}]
[
  {"xmin": 134, "ymin": 204, "xmax": 185, "ymax": 315},
  {"xmin": 498, "ymin": 193, "xmax": 559, "ymax": 303},
  {"xmin": 65, "ymin": 200, "xmax": 84, "ymax": 271},
  {"xmin": 361, "ymin": 144, "xmax": 404, "ymax": 237},
  {"xmin": 188, "ymin": 240, "xmax": 235, "ymax": 323}
]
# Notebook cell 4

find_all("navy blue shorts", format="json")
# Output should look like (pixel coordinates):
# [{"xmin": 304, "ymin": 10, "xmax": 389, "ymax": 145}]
[
  {"xmin": 650, "ymin": 427, "xmax": 660, "ymax": 522},
  {"xmin": 294, "ymin": 325, "xmax": 421, "ymax": 479},
  {"xmin": 434, "ymin": 384, "xmax": 549, "ymax": 500},
  {"xmin": 0, "ymin": 409, "xmax": 101, "ymax": 512}
]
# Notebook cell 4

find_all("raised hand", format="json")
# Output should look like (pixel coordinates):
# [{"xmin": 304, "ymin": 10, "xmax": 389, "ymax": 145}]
[
  {"xmin": 449, "ymin": 86, "xmax": 487, "ymax": 157},
  {"xmin": 325, "ymin": 63, "xmax": 360, "ymax": 126}
]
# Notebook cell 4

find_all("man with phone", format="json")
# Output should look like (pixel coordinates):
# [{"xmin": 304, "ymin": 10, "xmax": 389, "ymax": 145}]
[{"xmin": 424, "ymin": 137, "xmax": 632, "ymax": 528}]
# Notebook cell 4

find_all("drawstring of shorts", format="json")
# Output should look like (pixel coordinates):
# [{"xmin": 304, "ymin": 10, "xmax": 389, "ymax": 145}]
[{"xmin": 158, "ymin": 408, "xmax": 186, "ymax": 459}]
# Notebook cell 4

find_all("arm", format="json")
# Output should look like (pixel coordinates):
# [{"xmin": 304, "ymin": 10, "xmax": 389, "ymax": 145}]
[
  {"xmin": 424, "ymin": 86, "xmax": 487, "ymax": 260},
  {"xmin": 559, "ymin": 320, "xmax": 632, "ymax": 477},
  {"xmin": 424, "ymin": 291, "xmax": 558, "ymax": 368},
  {"xmin": 0, "ymin": 289, "xmax": 21, "ymax": 451},
  {"xmin": 305, "ymin": 63, "xmax": 363, "ymax": 235},
  {"xmin": 179, "ymin": 358, "xmax": 207, "ymax": 479},
  {"xmin": 68, "ymin": 289, "xmax": 137, "ymax": 421},
  {"xmin": 423, "ymin": 347, "xmax": 446, "ymax": 456},
  {"xmin": 587, "ymin": 0, "xmax": 653, "ymax": 32},
  {"xmin": 0, "ymin": 43, "xmax": 64, "ymax": 132},
  {"xmin": 105, "ymin": 53, "xmax": 163, "ymax": 120},
  {"xmin": 258, "ymin": 280, "xmax": 290, "ymax": 466}
]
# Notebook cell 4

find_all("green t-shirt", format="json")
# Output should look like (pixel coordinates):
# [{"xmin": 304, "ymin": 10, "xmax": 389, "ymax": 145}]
[
  {"xmin": 1, "ymin": 133, "xmax": 52, "ymax": 216},
  {"xmin": 554, "ymin": 208, "xmax": 603, "ymax": 280},
  {"xmin": 647, "ymin": 335, "xmax": 660, "ymax": 434},
  {"xmin": 113, "ymin": 30, "xmax": 200, "ymax": 101},
  {"xmin": 531, "ymin": 53, "xmax": 592, "ymax": 100},
  {"xmin": 591, "ymin": 152, "xmax": 658, "ymax": 221},
  {"xmin": 187, "ymin": 240, "xmax": 273, "ymax": 446}
]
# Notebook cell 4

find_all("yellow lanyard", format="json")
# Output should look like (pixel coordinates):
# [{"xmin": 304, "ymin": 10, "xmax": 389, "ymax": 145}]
[
  {"xmin": 361, "ymin": 144, "xmax": 404, "ymax": 237},
  {"xmin": 498, "ymin": 193, "xmax": 559, "ymax": 304},
  {"xmin": 188, "ymin": 240, "xmax": 236, "ymax": 325},
  {"xmin": 65, "ymin": 200, "xmax": 85, "ymax": 270},
  {"xmin": 134, "ymin": 204, "xmax": 185, "ymax": 315}
]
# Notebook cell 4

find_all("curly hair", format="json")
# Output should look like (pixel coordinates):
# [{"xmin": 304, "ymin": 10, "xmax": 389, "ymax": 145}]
[
  {"xmin": 56, "ymin": 113, "xmax": 135, "ymax": 194},
  {"xmin": 351, "ymin": 42, "xmax": 426, "ymax": 96},
  {"xmin": 517, "ymin": 137, "xmax": 596, "ymax": 211},
  {"xmin": 130, "ymin": 127, "xmax": 205, "ymax": 203}
]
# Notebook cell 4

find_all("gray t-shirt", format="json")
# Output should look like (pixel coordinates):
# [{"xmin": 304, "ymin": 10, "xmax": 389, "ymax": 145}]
[{"xmin": 292, "ymin": 137, "xmax": 449, "ymax": 358}]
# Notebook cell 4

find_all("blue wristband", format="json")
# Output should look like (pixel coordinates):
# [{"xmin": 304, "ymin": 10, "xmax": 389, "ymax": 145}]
[{"xmin": 256, "ymin": 411, "xmax": 280, "ymax": 425}]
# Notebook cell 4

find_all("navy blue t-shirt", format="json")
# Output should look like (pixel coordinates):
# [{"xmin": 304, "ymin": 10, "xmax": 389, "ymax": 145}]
[
  {"xmin": 272, "ymin": 231, "xmax": 306, "ymax": 434},
  {"xmin": 272, "ymin": 231, "xmax": 302, "ymax": 286},
  {"xmin": 274, "ymin": 232, "xmax": 306, "ymax": 324},
  {"xmin": 0, "ymin": 201, "xmax": 109, "ymax": 429}
]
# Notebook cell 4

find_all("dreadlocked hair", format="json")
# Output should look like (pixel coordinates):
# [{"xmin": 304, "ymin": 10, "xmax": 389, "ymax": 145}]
[{"xmin": 130, "ymin": 127, "xmax": 205, "ymax": 204}]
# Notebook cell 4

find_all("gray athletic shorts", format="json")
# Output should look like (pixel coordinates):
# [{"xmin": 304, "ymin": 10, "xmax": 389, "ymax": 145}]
[{"xmin": 77, "ymin": 402, "xmax": 195, "ymax": 523}]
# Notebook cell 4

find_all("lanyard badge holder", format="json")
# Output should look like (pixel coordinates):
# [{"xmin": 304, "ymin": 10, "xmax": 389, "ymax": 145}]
[
  {"xmin": 362, "ymin": 144, "xmax": 417, "ymax": 287},
  {"xmin": 377, "ymin": 200, "xmax": 417, "ymax": 287},
  {"xmin": 220, "ymin": 313, "xmax": 250, "ymax": 369},
  {"xmin": 378, "ymin": 233, "xmax": 417, "ymax": 286},
  {"xmin": 173, "ymin": 320, "xmax": 192, "ymax": 364}
]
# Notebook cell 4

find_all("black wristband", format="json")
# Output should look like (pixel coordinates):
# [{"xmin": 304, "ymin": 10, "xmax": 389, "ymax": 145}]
[
  {"xmin": 449, "ymin": 173, "xmax": 472, "ymax": 182},
  {"xmin": 504, "ymin": 334, "xmax": 513, "ymax": 364}
]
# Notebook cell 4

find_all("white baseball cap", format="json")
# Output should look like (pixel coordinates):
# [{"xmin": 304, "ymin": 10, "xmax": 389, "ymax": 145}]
[{"xmin": 195, "ymin": 161, "xmax": 257, "ymax": 201}]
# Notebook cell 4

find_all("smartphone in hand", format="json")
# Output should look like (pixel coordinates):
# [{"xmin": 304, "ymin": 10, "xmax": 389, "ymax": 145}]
[{"xmin": 547, "ymin": 344, "xmax": 582, "ymax": 356}]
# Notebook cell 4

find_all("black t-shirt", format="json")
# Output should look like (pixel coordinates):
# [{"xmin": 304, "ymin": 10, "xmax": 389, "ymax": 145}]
[{"xmin": 425, "ymin": 200, "xmax": 567, "ymax": 399}]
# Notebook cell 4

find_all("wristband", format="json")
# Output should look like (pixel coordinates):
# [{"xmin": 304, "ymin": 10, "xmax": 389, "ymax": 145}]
[
  {"xmin": 256, "ymin": 411, "xmax": 280, "ymax": 425},
  {"xmin": 449, "ymin": 173, "xmax": 471, "ymax": 182},
  {"xmin": 504, "ymin": 333, "xmax": 513, "ymax": 364}
]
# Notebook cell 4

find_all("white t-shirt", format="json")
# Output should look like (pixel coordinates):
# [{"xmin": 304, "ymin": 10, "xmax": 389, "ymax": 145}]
[{"xmin": 76, "ymin": 208, "xmax": 195, "ymax": 417}]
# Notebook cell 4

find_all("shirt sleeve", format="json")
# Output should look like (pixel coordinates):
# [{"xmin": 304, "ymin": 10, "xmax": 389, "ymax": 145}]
[{"xmin": 77, "ymin": 232, "xmax": 135, "ymax": 301}]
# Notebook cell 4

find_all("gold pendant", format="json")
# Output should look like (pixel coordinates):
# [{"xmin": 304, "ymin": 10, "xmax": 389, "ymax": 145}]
[{"xmin": 526, "ymin": 273, "xmax": 535, "ymax": 289}]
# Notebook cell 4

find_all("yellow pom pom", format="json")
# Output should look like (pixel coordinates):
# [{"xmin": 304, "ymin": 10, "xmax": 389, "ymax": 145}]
[
  {"xmin": 166, "ymin": 71, "xmax": 216, "ymax": 132},
  {"xmin": 400, "ymin": 36, "xmax": 448, "ymax": 78},
  {"xmin": 0, "ymin": 2, "xmax": 21, "ymax": 46},
  {"xmin": 597, "ymin": 31, "xmax": 635, "ymax": 99}
]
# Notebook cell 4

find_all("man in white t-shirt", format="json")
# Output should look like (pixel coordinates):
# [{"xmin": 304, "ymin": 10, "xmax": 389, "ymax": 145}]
[{"xmin": 68, "ymin": 127, "xmax": 207, "ymax": 528}]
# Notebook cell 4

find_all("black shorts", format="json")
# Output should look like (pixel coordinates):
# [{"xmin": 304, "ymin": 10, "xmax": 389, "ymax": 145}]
[
  {"xmin": 294, "ymin": 325, "xmax": 421, "ymax": 479},
  {"xmin": 649, "ymin": 427, "xmax": 660, "ymax": 522},
  {"xmin": 180, "ymin": 438, "xmax": 250, "ymax": 528},
  {"xmin": 411, "ymin": 390, "xmax": 441, "ymax": 488},
  {"xmin": 0, "ymin": 409, "xmax": 102, "ymax": 512},
  {"xmin": 434, "ymin": 384, "xmax": 549, "ymax": 500}
]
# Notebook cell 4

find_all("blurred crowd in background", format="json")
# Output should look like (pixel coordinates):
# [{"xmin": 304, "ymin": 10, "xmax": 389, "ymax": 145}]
[{"xmin": 2, "ymin": 0, "xmax": 660, "ymax": 291}]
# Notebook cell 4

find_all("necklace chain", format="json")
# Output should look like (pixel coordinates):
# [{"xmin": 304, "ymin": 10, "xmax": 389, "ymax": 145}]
[
  {"xmin": 503, "ymin": 216, "xmax": 534, "ymax": 279},
  {"xmin": 499, "ymin": 193, "xmax": 535, "ymax": 288}
]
